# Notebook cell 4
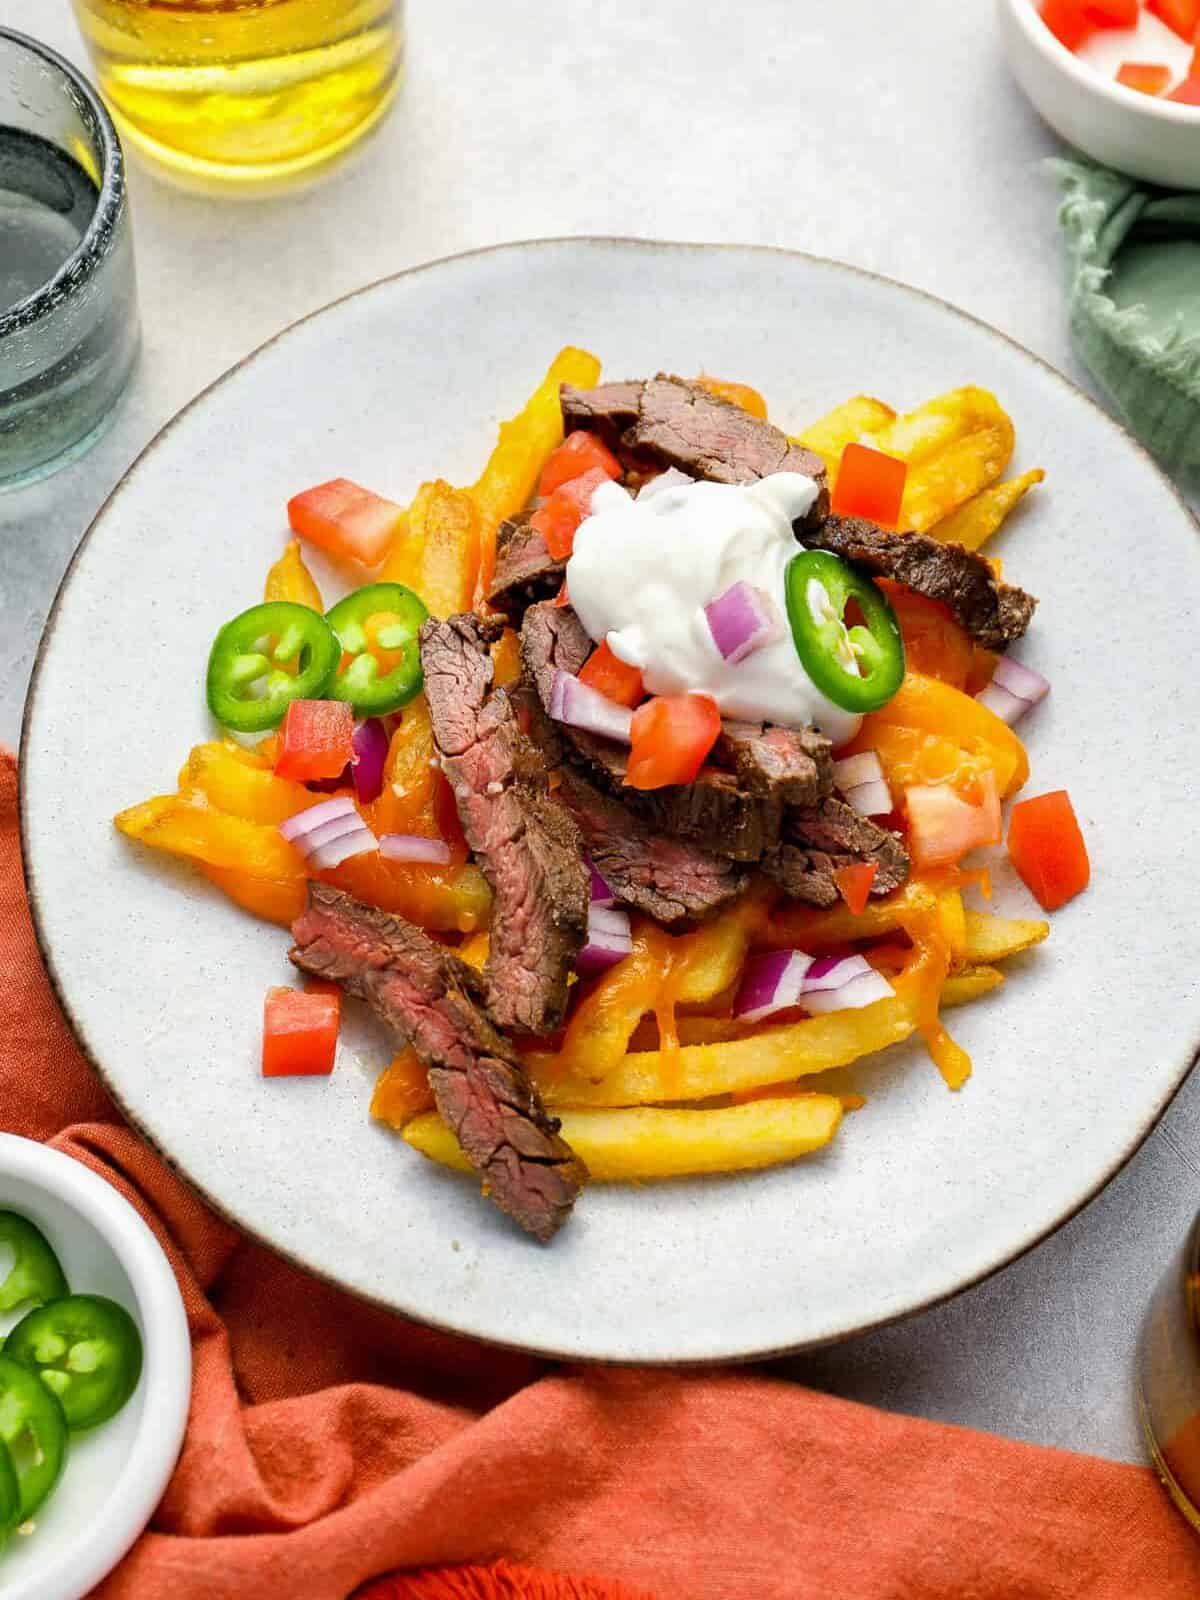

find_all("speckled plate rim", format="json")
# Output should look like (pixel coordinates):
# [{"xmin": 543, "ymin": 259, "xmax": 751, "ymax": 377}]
[{"xmin": 18, "ymin": 238, "xmax": 1200, "ymax": 1365}]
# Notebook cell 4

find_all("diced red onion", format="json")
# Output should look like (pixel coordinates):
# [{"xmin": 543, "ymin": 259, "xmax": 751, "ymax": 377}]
[
  {"xmin": 589, "ymin": 479, "xmax": 632, "ymax": 514},
  {"xmin": 637, "ymin": 467, "xmax": 694, "ymax": 501},
  {"xmin": 378, "ymin": 833, "xmax": 453, "ymax": 865},
  {"xmin": 588, "ymin": 860, "xmax": 616, "ymax": 908},
  {"xmin": 350, "ymin": 718, "xmax": 389, "ymax": 803},
  {"xmin": 832, "ymin": 751, "xmax": 893, "ymax": 818},
  {"xmin": 704, "ymin": 581, "xmax": 783, "ymax": 665},
  {"xmin": 733, "ymin": 949, "xmax": 814, "ymax": 1023},
  {"xmin": 800, "ymin": 954, "xmax": 893, "ymax": 1015},
  {"xmin": 549, "ymin": 670, "xmax": 634, "ymax": 744},
  {"xmin": 577, "ymin": 902, "xmax": 633, "ymax": 975},
  {"xmin": 279, "ymin": 796, "xmax": 377, "ymax": 871},
  {"xmin": 976, "ymin": 656, "xmax": 1049, "ymax": 727}
]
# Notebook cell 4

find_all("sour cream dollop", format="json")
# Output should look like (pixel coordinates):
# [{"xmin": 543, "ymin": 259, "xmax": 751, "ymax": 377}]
[{"xmin": 565, "ymin": 472, "xmax": 863, "ymax": 747}]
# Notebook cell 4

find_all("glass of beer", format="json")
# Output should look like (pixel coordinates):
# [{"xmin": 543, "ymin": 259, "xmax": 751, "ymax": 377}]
[
  {"xmin": 1138, "ymin": 1212, "xmax": 1200, "ymax": 1531},
  {"xmin": 68, "ymin": 0, "xmax": 404, "ymax": 191}
]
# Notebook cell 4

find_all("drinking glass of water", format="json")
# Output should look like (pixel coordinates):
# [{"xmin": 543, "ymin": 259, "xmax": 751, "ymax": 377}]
[
  {"xmin": 69, "ymin": 0, "xmax": 405, "ymax": 191},
  {"xmin": 0, "ymin": 27, "xmax": 139, "ymax": 490}
]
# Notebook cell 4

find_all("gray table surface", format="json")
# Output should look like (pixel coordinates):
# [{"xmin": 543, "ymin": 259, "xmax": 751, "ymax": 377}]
[{"xmin": 2, "ymin": 0, "xmax": 1197, "ymax": 1467}]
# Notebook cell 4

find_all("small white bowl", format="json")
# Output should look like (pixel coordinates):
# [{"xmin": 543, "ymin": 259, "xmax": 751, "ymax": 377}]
[
  {"xmin": 0, "ymin": 1133, "xmax": 191, "ymax": 1600},
  {"xmin": 998, "ymin": 0, "xmax": 1200, "ymax": 188}
]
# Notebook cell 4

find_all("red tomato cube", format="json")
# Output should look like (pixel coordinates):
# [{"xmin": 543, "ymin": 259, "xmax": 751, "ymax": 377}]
[
  {"xmin": 1085, "ymin": 0, "xmax": 1138, "ymax": 23},
  {"xmin": 538, "ymin": 431, "xmax": 621, "ymax": 497},
  {"xmin": 625, "ymin": 694, "xmax": 721, "ymax": 790},
  {"xmin": 262, "ymin": 987, "xmax": 340, "ymax": 1077},
  {"xmin": 832, "ymin": 862, "xmax": 879, "ymax": 916},
  {"xmin": 1167, "ymin": 76, "xmax": 1200, "ymax": 104},
  {"xmin": 579, "ymin": 639, "xmax": 646, "ymax": 708},
  {"xmin": 1007, "ymin": 790, "xmax": 1090, "ymax": 912},
  {"xmin": 1147, "ymin": 0, "xmax": 1199, "ymax": 42},
  {"xmin": 1041, "ymin": 0, "xmax": 1094, "ymax": 48},
  {"xmin": 274, "ymin": 699, "xmax": 355, "ymax": 782},
  {"xmin": 287, "ymin": 479, "xmax": 404, "ymax": 567},
  {"xmin": 1116, "ymin": 62, "xmax": 1173, "ymax": 95},
  {"xmin": 831, "ymin": 443, "xmax": 909, "ymax": 529}
]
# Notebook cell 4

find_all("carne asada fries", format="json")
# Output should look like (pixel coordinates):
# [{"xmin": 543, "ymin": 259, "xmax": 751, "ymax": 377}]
[{"xmin": 116, "ymin": 350, "xmax": 1081, "ymax": 1241}]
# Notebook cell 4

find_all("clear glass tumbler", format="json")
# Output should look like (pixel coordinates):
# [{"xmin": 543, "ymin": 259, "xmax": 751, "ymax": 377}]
[
  {"xmin": 1137, "ymin": 1211, "xmax": 1200, "ymax": 1532},
  {"xmin": 0, "ymin": 27, "xmax": 139, "ymax": 490},
  {"xmin": 69, "ymin": 0, "xmax": 405, "ymax": 192}
]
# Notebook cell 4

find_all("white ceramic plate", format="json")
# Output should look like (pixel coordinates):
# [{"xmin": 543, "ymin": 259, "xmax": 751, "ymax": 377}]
[
  {"xmin": 0, "ymin": 1134, "xmax": 191, "ymax": 1600},
  {"xmin": 20, "ymin": 240, "xmax": 1200, "ymax": 1363}
]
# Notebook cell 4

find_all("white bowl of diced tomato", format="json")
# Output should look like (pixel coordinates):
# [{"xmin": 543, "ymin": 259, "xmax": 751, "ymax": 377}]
[{"xmin": 998, "ymin": 0, "xmax": 1200, "ymax": 188}]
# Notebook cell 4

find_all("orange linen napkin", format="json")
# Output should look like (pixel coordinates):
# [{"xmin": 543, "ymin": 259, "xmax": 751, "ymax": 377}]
[{"xmin": 4, "ymin": 750, "xmax": 1200, "ymax": 1600}]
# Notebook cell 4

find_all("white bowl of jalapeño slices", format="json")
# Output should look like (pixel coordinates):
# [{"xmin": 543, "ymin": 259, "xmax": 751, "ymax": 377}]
[{"xmin": 0, "ymin": 1133, "xmax": 191, "ymax": 1600}]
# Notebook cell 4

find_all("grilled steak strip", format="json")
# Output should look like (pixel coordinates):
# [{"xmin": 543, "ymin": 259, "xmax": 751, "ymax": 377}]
[
  {"xmin": 561, "ymin": 375, "xmax": 829, "ymax": 523},
  {"xmin": 803, "ymin": 515, "xmax": 1036, "ymax": 651},
  {"xmin": 763, "ymin": 798, "xmax": 910, "ymax": 909},
  {"xmin": 485, "ymin": 510, "xmax": 566, "ymax": 621},
  {"xmin": 291, "ymin": 885, "xmax": 585, "ymax": 1242},
  {"xmin": 420, "ymin": 613, "xmax": 588, "ymax": 1035},
  {"xmin": 715, "ymin": 720, "xmax": 833, "ymax": 809}
]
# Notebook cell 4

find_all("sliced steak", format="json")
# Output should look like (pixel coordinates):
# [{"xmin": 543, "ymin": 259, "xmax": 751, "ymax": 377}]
[
  {"xmin": 804, "ymin": 515, "xmax": 1036, "ymax": 651},
  {"xmin": 519, "ymin": 601, "xmax": 778, "ymax": 861},
  {"xmin": 561, "ymin": 375, "xmax": 828, "ymax": 523},
  {"xmin": 290, "ymin": 885, "xmax": 585, "ymax": 1242},
  {"xmin": 484, "ymin": 510, "xmax": 566, "ymax": 621},
  {"xmin": 715, "ymin": 720, "xmax": 833, "ymax": 809},
  {"xmin": 764, "ymin": 798, "xmax": 909, "ymax": 909},
  {"xmin": 420, "ymin": 613, "xmax": 588, "ymax": 1036}
]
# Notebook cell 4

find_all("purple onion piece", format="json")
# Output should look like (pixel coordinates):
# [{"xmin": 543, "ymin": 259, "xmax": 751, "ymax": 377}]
[
  {"xmin": 549, "ymin": 670, "xmax": 634, "ymax": 744},
  {"xmin": 733, "ymin": 949, "xmax": 814, "ymax": 1023},
  {"xmin": 976, "ymin": 656, "xmax": 1049, "ymax": 727},
  {"xmin": 800, "ymin": 954, "xmax": 893, "ymax": 1015},
  {"xmin": 308, "ymin": 827, "xmax": 379, "ymax": 872},
  {"xmin": 279, "ymin": 796, "xmax": 357, "ymax": 844},
  {"xmin": 350, "ymin": 717, "xmax": 390, "ymax": 803},
  {"xmin": 588, "ymin": 860, "xmax": 616, "ymax": 908},
  {"xmin": 378, "ymin": 833, "xmax": 453, "ymax": 865},
  {"xmin": 704, "ymin": 581, "xmax": 783, "ymax": 665}
]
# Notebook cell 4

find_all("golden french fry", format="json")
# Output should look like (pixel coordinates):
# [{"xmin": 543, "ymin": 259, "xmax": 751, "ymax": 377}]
[
  {"xmin": 114, "ymin": 795, "xmax": 303, "ymax": 879},
  {"xmin": 547, "ymin": 929, "xmax": 667, "ymax": 1080},
  {"xmin": 371, "ymin": 1048, "xmax": 434, "ymax": 1129},
  {"xmin": 869, "ymin": 386, "xmax": 1008, "ymax": 465},
  {"xmin": 761, "ymin": 879, "xmax": 941, "ymax": 953},
  {"xmin": 793, "ymin": 395, "xmax": 895, "ymax": 478},
  {"xmin": 536, "ymin": 991, "xmax": 918, "ymax": 1108},
  {"xmin": 180, "ymin": 742, "xmax": 313, "ymax": 826},
  {"xmin": 201, "ymin": 865, "xmax": 307, "ymax": 928},
  {"xmin": 381, "ymin": 479, "xmax": 480, "ymax": 618},
  {"xmin": 470, "ymin": 346, "xmax": 602, "ymax": 605},
  {"xmin": 927, "ymin": 469, "xmax": 1045, "ymax": 552},
  {"xmin": 404, "ymin": 1095, "xmax": 844, "ymax": 1181},
  {"xmin": 937, "ymin": 889, "xmax": 967, "ymax": 968},
  {"xmin": 673, "ymin": 891, "xmax": 770, "ymax": 1004},
  {"xmin": 901, "ymin": 422, "xmax": 1015, "ymax": 533},
  {"xmin": 942, "ymin": 966, "xmax": 1004, "ymax": 1007},
  {"xmin": 263, "ymin": 539, "xmax": 324, "ymax": 611},
  {"xmin": 962, "ymin": 910, "xmax": 1049, "ymax": 964}
]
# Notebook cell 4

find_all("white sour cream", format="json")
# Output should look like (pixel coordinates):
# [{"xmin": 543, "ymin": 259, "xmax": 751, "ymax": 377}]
[{"xmin": 565, "ymin": 472, "xmax": 863, "ymax": 747}]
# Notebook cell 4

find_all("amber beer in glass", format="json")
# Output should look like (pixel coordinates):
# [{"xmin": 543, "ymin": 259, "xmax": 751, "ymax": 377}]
[
  {"xmin": 70, "ymin": 0, "xmax": 403, "ymax": 189},
  {"xmin": 1138, "ymin": 1213, "xmax": 1200, "ymax": 1530}
]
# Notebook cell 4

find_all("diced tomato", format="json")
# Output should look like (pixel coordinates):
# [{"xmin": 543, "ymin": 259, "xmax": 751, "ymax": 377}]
[
  {"xmin": 538, "ymin": 432, "xmax": 621, "ymax": 497},
  {"xmin": 831, "ymin": 443, "xmax": 908, "ymax": 529},
  {"xmin": 1040, "ymin": 0, "xmax": 1094, "ymax": 49},
  {"xmin": 1147, "ymin": 0, "xmax": 1199, "ymax": 41},
  {"xmin": 274, "ymin": 699, "xmax": 355, "ymax": 783},
  {"xmin": 905, "ymin": 772, "xmax": 1001, "ymax": 870},
  {"xmin": 1168, "ymin": 75, "xmax": 1200, "ymax": 103},
  {"xmin": 530, "ymin": 468, "xmax": 610, "ymax": 559},
  {"xmin": 1086, "ymin": 0, "xmax": 1138, "ymax": 23},
  {"xmin": 833, "ymin": 861, "xmax": 879, "ymax": 916},
  {"xmin": 626, "ymin": 694, "xmax": 721, "ymax": 790},
  {"xmin": 579, "ymin": 639, "xmax": 645, "ymax": 708},
  {"xmin": 288, "ymin": 479, "xmax": 404, "ymax": 567},
  {"xmin": 1116, "ymin": 62, "xmax": 1172, "ymax": 95},
  {"xmin": 1007, "ymin": 790, "xmax": 1090, "ymax": 912},
  {"xmin": 262, "ymin": 987, "xmax": 339, "ymax": 1077}
]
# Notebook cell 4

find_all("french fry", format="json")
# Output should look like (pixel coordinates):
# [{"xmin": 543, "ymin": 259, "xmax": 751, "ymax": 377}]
[
  {"xmin": 470, "ymin": 346, "xmax": 602, "ymax": 606},
  {"xmin": 793, "ymin": 395, "xmax": 896, "ymax": 479},
  {"xmin": 545, "ymin": 928, "xmax": 668, "ymax": 1081},
  {"xmin": 201, "ymin": 865, "xmax": 307, "ymax": 927},
  {"xmin": 114, "ymin": 795, "xmax": 304, "ymax": 879},
  {"xmin": 180, "ymin": 742, "xmax": 314, "ymax": 826},
  {"xmin": 901, "ymin": 423, "xmax": 1015, "ymax": 533},
  {"xmin": 869, "ymin": 673, "xmax": 1029, "ymax": 796},
  {"xmin": 937, "ymin": 889, "xmax": 967, "ymax": 969},
  {"xmin": 536, "ymin": 990, "xmax": 919, "ymax": 1107},
  {"xmin": 962, "ymin": 910, "xmax": 1049, "ymax": 964},
  {"xmin": 942, "ymin": 966, "xmax": 1004, "ymax": 1007},
  {"xmin": 927, "ymin": 469, "xmax": 1045, "ymax": 552},
  {"xmin": 868, "ymin": 386, "xmax": 1008, "ymax": 465},
  {"xmin": 324, "ymin": 853, "xmax": 491, "ymax": 935},
  {"xmin": 404, "ymin": 1095, "xmax": 844, "ymax": 1181},
  {"xmin": 264, "ymin": 539, "xmax": 324, "ymax": 611},
  {"xmin": 673, "ymin": 890, "xmax": 772, "ymax": 1004},
  {"xmin": 381, "ymin": 479, "xmax": 479, "ymax": 619},
  {"xmin": 761, "ymin": 879, "xmax": 941, "ymax": 953}
]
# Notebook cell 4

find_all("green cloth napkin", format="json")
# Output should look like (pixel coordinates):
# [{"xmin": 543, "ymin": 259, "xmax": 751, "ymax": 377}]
[{"xmin": 1054, "ymin": 156, "xmax": 1200, "ymax": 478}]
